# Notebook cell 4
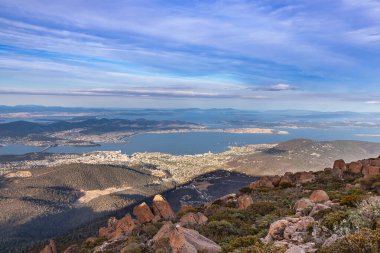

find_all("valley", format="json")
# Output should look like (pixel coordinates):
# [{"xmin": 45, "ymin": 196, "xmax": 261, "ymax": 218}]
[{"xmin": 1, "ymin": 139, "xmax": 380, "ymax": 251}]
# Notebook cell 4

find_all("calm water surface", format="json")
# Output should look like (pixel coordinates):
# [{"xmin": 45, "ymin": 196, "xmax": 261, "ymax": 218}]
[{"xmin": 1, "ymin": 127, "xmax": 380, "ymax": 155}]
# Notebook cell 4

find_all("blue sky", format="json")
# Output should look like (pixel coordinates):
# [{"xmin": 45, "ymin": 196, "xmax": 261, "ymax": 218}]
[{"xmin": 0, "ymin": 0, "xmax": 380, "ymax": 110}]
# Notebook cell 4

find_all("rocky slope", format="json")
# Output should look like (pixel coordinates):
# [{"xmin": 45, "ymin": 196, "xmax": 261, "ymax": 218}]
[{"xmin": 36, "ymin": 156, "xmax": 380, "ymax": 253}]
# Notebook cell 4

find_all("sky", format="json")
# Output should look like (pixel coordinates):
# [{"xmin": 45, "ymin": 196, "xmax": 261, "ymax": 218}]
[{"xmin": 0, "ymin": 0, "xmax": 380, "ymax": 111}]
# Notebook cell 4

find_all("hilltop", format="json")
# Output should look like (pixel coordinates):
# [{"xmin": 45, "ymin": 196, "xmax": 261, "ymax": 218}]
[{"xmin": 34, "ymin": 156, "xmax": 380, "ymax": 253}]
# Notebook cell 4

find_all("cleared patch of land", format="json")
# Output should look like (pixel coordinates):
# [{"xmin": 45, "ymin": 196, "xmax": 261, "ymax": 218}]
[{"xmin": 75, "ymin": 185, "xmax": 132, "ymax": 205}]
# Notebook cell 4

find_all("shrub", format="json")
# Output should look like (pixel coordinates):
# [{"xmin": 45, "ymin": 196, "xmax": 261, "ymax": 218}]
[
  {"xmin": 222, "ymin": 235, "xmax": 258, "ymax": 252},
  {"xmin": 201, "ymin": 220, "xmax": 238, "ymax": 241},
  {"xmin": 340, "ymin": 194, "xmax": 364, "ymax": 207},
  {"xmin": 348, "ymin": 196, "xmax": 380, "ymax": 230},
  {"xmin": 239, "ymin": 187, "xmax": 253, "ymax": 194},
  {"xmin": 81, "ymin": 237, "xmax": 107, "ymax": 250},
  {"xmin": 247, "ymin": 202, "xmax": 277, "ymax": 216},
  {"xmin": 319, "ymin": 228, "xmax": 380, "ymax": 253},
  {"xmin": 232, "ymin": 242, "xmax": 286, "ymax": 253},
  {"xmin": 320, "ymin": 211, "xmax": 348, "ymax": 230},
  {"xmin": 279, "ymin": 181, "xmax": 293, "ymax": 188}
]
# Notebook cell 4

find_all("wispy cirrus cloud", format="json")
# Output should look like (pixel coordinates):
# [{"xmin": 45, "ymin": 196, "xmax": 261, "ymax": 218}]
[
  {"xmin": 0, "ymin": 88, "xmax": 268, "ymax": 100},
  {"xmin": 253, "ymin": 84, "xmax": 298, "ymax": 92},
  {"xmin": 0, "ymin": 0, "xmax": 380, "ymax": 109}
]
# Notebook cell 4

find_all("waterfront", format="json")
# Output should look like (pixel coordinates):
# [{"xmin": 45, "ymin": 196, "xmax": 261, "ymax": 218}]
[{"xmin": 1, "ymin": 126, "xmax": 380, "ymax": 156}]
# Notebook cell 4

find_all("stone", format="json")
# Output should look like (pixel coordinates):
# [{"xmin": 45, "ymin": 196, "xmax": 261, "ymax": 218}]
[
  {"xmin": 283, "ymin": 217, "xmax": 315, "ymax": 243},
  {"xmin": 322, "ymin": 234, "xmax": 339, "ymax": 248},
  {"xmin": 63, "ymin": 245, "xmax": 79, "ymax": 253},
  {"xmin": 309, "ymin": 190, "xmax": 329, "ymax": 203},
  {"xmin": 279, "ymin": 175, "xmax": 293, "ymax": 187},
  {"xmin": 370, "ymin": 159, "xmax": 380, "ymax": 167},
  {"xmin": 297, "ymin": 172, "xmax": 316, "ymax": 184},
  {"xmin": 333, "ymin": 159, "xmax": 346, "ymax": 170},
  {"xmin": 309, "ymin": 204, "xmax": 330, "ymax": 218},
  {"xmin": 285, "ymin": 245, "xmax": 305, "ymax": 253},
  {"xmin": 153, "ymin": 222, "xmax": 221, "ymax": 253},
  {"xmin": 362, "ymin": 165, "xmax": 380, "ymax": 177},
  {"xmin": 238, "ymin": 195, "xmax": 253, "ymax": 210},
  {"xmin": 271, "ymin": 175, "xmax": 281, "ymax": 187},
  {"xmin": 347, "ymin": 162, "xmax": 363, "ymax": 174},
  {"xmin": 133, "ymin": 202, "xmax": 155, "ymax": 223},
  {"xmin": 152, "ymin": 194, "xmax": 175, "ymax": 220},
  {"xmin": 40, "ymin": 240, "xmax": 57, "ymax": 253},
  {"xmin": 267, "ymin": 219, "xmax": 290, "ymax": 240},
  {"xmin": 99, "ymin": 214, "xmax": 136, "ymax": 240},
  {"xmin": 294, "ymin": 198, "xmax": 314, "ymax": 212},
  {"xmin": 331, "ymin": 168, "xmax": 343, "ymax": 179},
  {"xmin": 250, "ymin": 176, "xmax": 274, "ymax": 189},
  {"xmin": 179, "ymin": 212, "xmax": 208, "ymax": 226},
  {"xmin": 170, "ymin": 225, "xmax": 221, "ymax": 253}
]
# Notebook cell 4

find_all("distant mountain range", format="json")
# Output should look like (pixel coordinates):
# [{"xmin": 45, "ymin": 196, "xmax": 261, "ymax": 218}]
[{"xmin": 0, "ymin": 118, "xmax": 199, "ymax": 137}]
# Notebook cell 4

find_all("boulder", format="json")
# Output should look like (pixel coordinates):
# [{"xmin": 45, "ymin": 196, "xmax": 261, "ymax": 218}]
[
  {"xmin": 153, "ymin": 222, "xmax": 221, "ymax": 253},
  {"xmin": 179, "ymin": 212, "xmax": 208, "ymax": 226},
  {"xmin": 267, "ymin": 219, "xmax": 290, "ymax": 240},
  {"xmin": 99, "ymin": 214, "xmax": 136, "ymax": 240},
  {"xmin": 309, "ymin": 204, "xmax": 330, "ymax": 218},
  {"xmin": 285, "ymin": 245, "xmax": 305, "ymax": 253},
  {"xmin": 331, "ymin": 168, "xmax": 343, "ymax": 179},
  {"xmin": 152, "ymin": 194, "xmax": 175, "ymax": 220},
  {"xmin": 283, "ymin": 216, "xmax": 315, "ymax": 242},
  {"xmin": 309, "ymin": 190, "xmax": 329, "ymax": 203},
  {"xmin": 294, "ymin": 198, "xmax": 314, "ymax": 212},
  {"xmin": 297, "ymin": 172, "xmax": 316, "ymax": 184},
  {"xmin": 238, "ymin": 195, "xmax": 253, "ymax": 210},
  {"xmin": 333, "ymin": 159, "xmax": 346, "ymax": 170},
  {"xmin": 40, "ymin": 240, "xmax": 57, "ymax": 253},
  {"xmin": 133, "ymin": 202, "xmax": 155, "ymax": 223},
  {"xmin": 362, "ymin": 165, "xmax": 380, "ymax": 177},
  {"xmin": 250, "ymin": 176, "xmax": 274, "ymax": 189},
  {"xmin": 370, "ymin": 159, "xmax": 380, "ymax": 167},
  {"xmin": 271, "ymin": 175, "xmax": 281, "ymax": 187},
  {"xmin": 347, "ymin": 162, "xmax": 363, "ymax": 174},
  {"xmin": 63, "ymin": 245, "xmax": 79, "ymax": 253},
  {"xmin": 279, "ymin": 175, "xmax": 293, "ymax": 187}
]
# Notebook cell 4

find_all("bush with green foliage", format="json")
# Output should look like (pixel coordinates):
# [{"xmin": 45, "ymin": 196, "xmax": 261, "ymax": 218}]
[
  {"xmin": 320, "ymin": 211, "xmax": 348, "ymax": 230},
  {"xmin": 340, "ymin": 194, "xmax": 364, "ymax": 207},
  {"xmin": 221, "ymin": 235, "xmax": 258, "ymax": 252},
  {"xmin": 318, "ymin": 228, "xmax": 380, "ymax": 253}
]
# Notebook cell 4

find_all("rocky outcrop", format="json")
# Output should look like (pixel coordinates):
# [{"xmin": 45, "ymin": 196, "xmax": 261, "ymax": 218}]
[
  {"xmin": 152, "ymin": 222, "xmax": 221, "ymax": 253},
  {"xmin": 347, "ymin": 161, "xmax": 363, "ymax": 174},
  {"xmin": 363, "ymin": 165, "xmax": 380, "ymax": 177},
  {"xmin": 294, "ymin": 198, "xmax": 314, "ymax": 212},
  {"xmin": 250, "ymin": 176, "xmax": 274, "ymax": 189},
  {"xmin": 179, "ymin": 212, "xmax": 208, "ymax": 226},
  {"xmin": 296, "ymin": 172, "xmax": 315, "ymax": 184},
  {"xmin": 238, "ymin": 194, "xmax": 253, "ymax": 210},
  {"xmin": 333, "ymin": 159, "xmax": 346, "ymax": 170},
  {"xmin": 263, "ymin": 189, "xmax": 337, "ymax": 252},
  {"xmin": 98, "ymin": 214, "xmax": 137, "ymax": 240},
  {"xmin": 40, "ymin": 240, "xmax": 57, "ymax": 253},
  {"xmin": 309, "ymin": 190, "xmax": 329, "ymax": 203},
  {"xmin": 266, "ymin": 219, "xmax": 290, "ymax": 240},
  {"xmin": 133, "ymin": 202, "xmax": 155, "ymax": 224},
  {"xmin": 152, "ymin": 194, "xmax": 175, "ymax": 220}
]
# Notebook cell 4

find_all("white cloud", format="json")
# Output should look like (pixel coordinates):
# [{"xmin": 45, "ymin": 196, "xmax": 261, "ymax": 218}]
[{"xmin": 365, "ymin": 100, "xmax": 380, "ymax": 104}]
